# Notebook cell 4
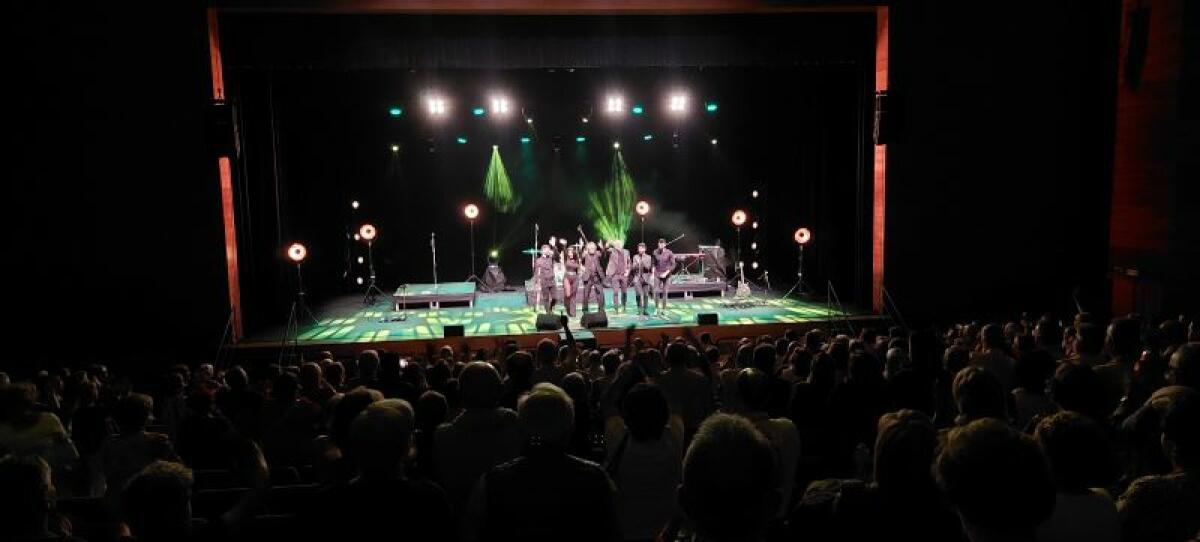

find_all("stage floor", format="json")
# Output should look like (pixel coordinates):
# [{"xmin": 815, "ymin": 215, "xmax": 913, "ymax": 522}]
[{"xmin": 246, "ymin": 287, "xmax": 862, "ymax": 347}]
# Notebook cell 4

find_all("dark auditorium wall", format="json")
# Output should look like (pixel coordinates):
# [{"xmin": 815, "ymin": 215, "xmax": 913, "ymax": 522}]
[
  {"xmin": 882, "ymin": 1, "xmax": 1123, "ymax": 324},
  {"xmin": 11, "ymin": 4, "xmax": 227, "ymax": 372}
]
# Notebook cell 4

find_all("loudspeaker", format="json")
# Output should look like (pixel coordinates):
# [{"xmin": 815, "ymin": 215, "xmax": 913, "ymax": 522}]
[
  {"xmin": 536, "ymin": 314, "xmax": 561, "ymax": 331},
  {"xmin": 581, "ymin": 313, "xmax": 608, "ymax": 329},
  {"xmin": 443, "ymin": 325, "xmax": 464, "ymax": 337},
  {"xmin": 697, "ymin": 313, "xmax": 719, "ymax": 325}
]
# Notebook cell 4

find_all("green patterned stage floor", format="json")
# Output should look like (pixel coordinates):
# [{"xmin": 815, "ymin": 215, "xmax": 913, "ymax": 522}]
[{"xmin": 261, "ymin": 289, "xmax": 860, "ymax": 345}]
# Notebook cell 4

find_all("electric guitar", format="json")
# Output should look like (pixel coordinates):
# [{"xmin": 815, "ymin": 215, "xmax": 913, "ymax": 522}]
[{"xmin": 736, "ymin": 261, "xmax": 751, "ymax": 298}]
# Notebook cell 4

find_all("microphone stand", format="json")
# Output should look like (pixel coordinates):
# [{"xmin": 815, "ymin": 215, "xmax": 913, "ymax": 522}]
[{"xmin": 430, "ymin": 232, "xmax": 439, "ymax": 288}]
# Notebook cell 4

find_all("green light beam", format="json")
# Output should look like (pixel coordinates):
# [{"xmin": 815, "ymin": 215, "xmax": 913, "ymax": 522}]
[
  {"xmin": 484, "ymin": 145, "xmax": 519, "ymax": 213},
  {"xmin": 587, "ymin": 149, "xmax": 637, "ymax": 242}
]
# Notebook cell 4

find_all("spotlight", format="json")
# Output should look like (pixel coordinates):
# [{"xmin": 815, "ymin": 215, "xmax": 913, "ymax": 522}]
[
  {"xmin": 357, "ymin": 256, "xmax": 364, "ymax": 264},
  {"xmin": 456, "ymin": 136, "xmax": 468, "ymax": 144},
  {"xmin": 356, "ymin": 277, "xmax": 364, "ymax": 285},
  {"xmin": 358, "ymin": 224, "xmax": 377, "ymax": 241},
  {"xmin": 705, "ymin": 102, "xmax": 719, "ymax": 113},
  {"xmin": 605, "ymin": 94, "xmax": 625, "ymax": 114},
  {"xmin": 489, "ymin": 95, "xmax": 511, "ymax": 116},
  {"xmin": 489, "ymin": 249, "xmax": 499, "ymax": 258},
  {"xmin": 711, "ymin": 138, "xmax": 718, "ymax": 145},
  {"xmin": 464, "ymin": 203, "xmax": 480, "ymax": 220},
  {"xmin": 520, "ymin": 136, "xmax": 531, "ymax": 144},
  {"xmin": 581, "ymin": 117, "xmax": 589, "ymax": 124},
  {"xmin": 636, "ymin": 200, "xmax": 651, "ymax": 216},
  {"xmin": 351, "ymin": 200, "xmax": 360, "ymax": 209},
  {"xmin": 286, "ymin": 243, "xmax": 308, "ymax": 263},
  {"xmin": 751, "ymin": 190, "xmax": 759, "ymax": 198},
  {"xmin": 751, "ymin": 221, "xmax": 759, "ymax": 229},
  {"xmin": 668, "ymin": 92, "xmax": 689, "ymax": 114},
  {"xmin": 752, "ymin": 261, "xmax": 759, "ymax": 270},
  {"xmin": 751, "ymin": 242, "xmax": 758, "ymax": 250},
  {"xmin": 631, "ymin": 105, "xmax": 644, "ymax": 115},
  {"xmin": 353, "ymin": 234, "xmax": 361, "ymax": 241},
  {"xmin": 388, "ymin": 106, "xmax": 403, "ymax": 117},
  {"xmin": 426, "ymin": 95, "xmax": 448, "ymax": 116},
  {"xmin": 613, "ymin": 142, "xmax": 621, "ymax": 150},
  {"xmin": 732, "ymin": 210, "xmax": 747, "ymax": 227},
  {"xmin": 576, "ymin": 136, "xmax": 587, "ymax": 143},
  {"xmin": 643, "ymin": 134, "xmax": 653, "ymax": 141},
  {"xmin": 793, "ymin": 227, "xmax": 812, "ymax": 245},
  {"xmin": 472, "ymin": 107, "xmax": 486, "ymax": 116},
  {"xmin": 526, "ymin": 118, "xmax": 534, "ymax": 124},
  {"xmin": 390, "ymin": 144, "xmax": 400, "ymax": 152}
]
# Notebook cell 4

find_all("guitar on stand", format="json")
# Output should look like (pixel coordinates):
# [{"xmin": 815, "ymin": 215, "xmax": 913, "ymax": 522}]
[{"xmin": 735, "ymin": 261, "xmax": 751, "ymax": 298}]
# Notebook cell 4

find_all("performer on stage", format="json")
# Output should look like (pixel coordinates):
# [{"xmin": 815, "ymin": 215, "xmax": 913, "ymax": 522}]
[
  {"xmin": 580, "ymin": 241, "xmax": 606, "ymax": 314},
  {"xmin": 631, "ymin": 242, "xmax": 654, "ymax": 316},
  {"xmin": 534, "ymin": 244, "xmax": 557, "ymax": 314},
  {"xmin": 605, "ymin": 239, "xmax": 630, "ymax": 312},
  {"xmin": 562, "ymin": 244, "xmax": 581, "ymax": 317},
  {"xmin": 652, "ymin": 238, "xmax": 676, "ymax": 313}
]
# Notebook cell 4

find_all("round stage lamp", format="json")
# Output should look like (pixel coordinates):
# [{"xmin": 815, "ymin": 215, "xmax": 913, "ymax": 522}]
[
  {"xmin": 794, "ymin": 227, "xmax": 813, "ymax": 245},
  {"xmin": 636, "ymin": 200, "xmax": 651, "ymax": 216},
  {"xmin": 351, "ymin": 200, "xmax": 360, "ymax": 209},
  {"xmin": 731, "ymin": 210, "xmax": 747, "ymax": 227},
  {"xmin": 358, "ymin": 224, "xmax": 377, "ymax": 241},
  {"xmin": 464, "ymin": 203, "xmax": 480, "ymax": 220},
  {"xmin": 286, "ymin": 243, "xmax": 308, "ymax": 263}
]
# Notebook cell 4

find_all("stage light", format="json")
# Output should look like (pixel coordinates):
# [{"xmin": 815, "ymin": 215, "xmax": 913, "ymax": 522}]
[
  {"xmin": 751, "ymin": 190, "xmax": 759, "ymax": 198},
  {"xmin": 576, "ymin": 136, "xmax": 587, "ymax": 143},
  {"xmin": 751, "ymin": 242, "xmax": 758, "ymax": 250},
  {"xmin": 489, "ymin": 249, "xmax": 499, "ymax": 258},
  {"xmin": 426, "ymin": 95, "xmax": 448, "ymax": 116},
  {"xmin": 751, "ymin": 221, "xmax": 759, "ymax": 229},
  {"xmin": 351, "ymin": 200, "xmax": 360, "ymax": 209},
  {"xmin": 581, "ymin": 117, "xmax": 589, "ymax": 124},
  {"xmin": 520, "ymin": 136, "xmax": 531, "ymax": 144},
  {"xmin": 631, "ymin": 105, "xmax": 644, "ymax": 115},
  {"xmin": 353, "ymin": 234, "xmax": 361, "ymax": 241},
  {"xmin": 605, "ymin": 94, "xmax": 625, "ymax": 114},
  {"xmin": 526, "ymin": 118, "xmax": 534, "ymax": 124},
  {"xmin": 705, "ymin": 102, "xmax": 719, "ymax": 113},
  {"xmin": 472, "ymin": 107, "xmax": 486, "ymax": 116},
  {"xmin": 732, "ymin": 210, "xmax": 747, "ymax": 227},
  {"xmin": 464, "ymin": 203, "xmax": 480, "ymax": 220},
  {"xmin": 793, "ymin": 227, "xmax": 812, "ymax": 245},
  {"xmin": 358, "ymin": 224, "xmax": 377, "ymax": 241},
  {"xmin": 357, "ymin": 256, "xmax": 364, "ymax": 264},
  {"xmin": 613, "ymin": 142, "xmax": 620, "ymax": 149},
  {"xmin": 456, "ymin": 136, "xmax": 468, "ymax": 144},
  {"xmin": 286, "ymin": 243, "xmax": 307, "ymax": 263},
  {"xmin": 643, "ymin": 134, "xmax": 653, "ymax": 141},
  {"xmin": 390, "ymin": 144, "xmax": 400, "ymax": 152},
  {"xmin": 388, "ymin": 106, "xmax": 403, "ymax": 117},
  {"xmin": 489, "ymin": 96, "xmax": 511, "ymax": 116},
  {"xmin": 752, "ymin": 261, "xmax": 759, "ymax": 270},
  {"xmin": 356, "ymin": 277, "xmax": 364, "ymax": 285},
  {"xmin": 668, "ymin": 92, "xmax": 688, "ymax": 114},
  {"xmin": 636, "ymin": 200, "xmax": 650, "ymax": 216}
]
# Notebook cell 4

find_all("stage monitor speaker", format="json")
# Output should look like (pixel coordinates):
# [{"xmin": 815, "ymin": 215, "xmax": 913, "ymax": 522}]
[
  {"xmin": 697, "ymin": 313, "xmax": 719, "ymax": 325},
  {"xmin": 536, "ymin": 314, "xmax": 561, "ymax": 331},
  {"xmin": 443, "ymin": 325, "xmax": 464, "ymax": 338},
  {"xmin": 581, "ymin": 313, "xmax": 608, "ymax": 329}
]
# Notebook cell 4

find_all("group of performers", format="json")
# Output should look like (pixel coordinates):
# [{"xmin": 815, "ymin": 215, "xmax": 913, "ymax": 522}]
[{"xmin": 533, "ymin": 229, "xmax": 676, "ymax": 317}]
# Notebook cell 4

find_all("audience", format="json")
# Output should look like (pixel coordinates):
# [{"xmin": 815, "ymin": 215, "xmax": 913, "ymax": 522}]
[
  {"xmin": 1034, "ymin": 411, "xmax": 1120, "ymax": 542},
  {"xmin": 605, "ymin": 383, "xmax": 682, "ymax": 542}
]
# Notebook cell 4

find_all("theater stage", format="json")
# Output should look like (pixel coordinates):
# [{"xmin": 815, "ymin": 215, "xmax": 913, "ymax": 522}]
[{"xmin": 236, "ymin": 282, "xmax": 879, "ymax": 356}]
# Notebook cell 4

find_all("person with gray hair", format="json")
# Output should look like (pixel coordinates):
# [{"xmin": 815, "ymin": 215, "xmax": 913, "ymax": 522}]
[
  {"xmin": 463, "ymin": 383, "xmax": 619, "ymax": 542},
  {"xmin": 434, "ymin": 362, "xmax": 522, "ymax": 514},
  {"xmin": 667, "ymin": 413, "xmax": 779, "ymax": 542},
  {"xmin": 307, "ymin": 398, "xmax": 454, "ymax": 540}
]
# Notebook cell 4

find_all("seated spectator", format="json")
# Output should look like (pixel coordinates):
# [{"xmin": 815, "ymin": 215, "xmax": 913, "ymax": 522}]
[
  {"xmin": 1069, "ymin": 322, "xmax": 1108, "ymax": 368},
  {"xmin": 1117, "ymin": 393, "xmax": 1200, "ymax": 542},
  {"xmin": 0, "ymin": 383, "xmax": 79, "ymax": 494},
  {"xmin": 672, "ymin": 413, "xmax": 778, "ymax": 542},
  {"xmin": 657, "ymin": 342, "xmax": 714, "ymax": 441},
  {"xmin": 1051, "ymin": 362, "xmax": 1109, "ymax": 423},
  {"xmin": 215, "ymin": 365, "xmax": 263, "ymax": 439},
  {"xmin": 1165, "ymin": 342, "xmax": 1199, "ymax": 390},
  {"xmin": 1011, "ymin": 350, "xmax": 1059, "ymax": 431},
  {"xmin": 463, "ymin": 383, "xmax": 618, "ymax": 542},
  {"xmin": 1095, "ymin": 317, "xmax": 1142, "ymax": 415},
  {"xmin": 176, "ymin": 383, "xmax": 238, "ymax": 470},
  {"xmin": 532, "ymin": 338, "xmax": 566, "ymax": 386},
  {"xmin": 308, "ymin": 399, "xmax": 453, "ymax": 541},
  {"xmin": 828, "ymin": 351, "xmax": 891, "ymax": 475},
  {"xmin": 413, "ymin": 390, "xmax": 448, "ymax": 478},
  {"xmin": 0, "ymin": 454, "xmax": 81, "ymax": 542},
  {"xmin": 1034, "ymin": 411, "xmax": 1120, "ymax": 542},
  {"xmin": 970, "ymin": 324, "xmax": 1017, "ymax": 393},
  {"xmin": 952, "ymin": 366, "xmax": 1007, "ymax": 426},
  {"xmin": 100, "ymin": 393, "xmax": 177, "ymax": 499},
  {"xmin": 499, "ymin": 351, "xmax": 535, "ymax": 410},
  {"xmin": 605, "ymin": 383, "xmax": 682, "ymax": 542},
  {"xmin": 561, "ymin": 372, "xmax": 594, "ymax": 460},
  {"xmin": 935, "ymin": 418, "xmax": 1056, "ymax": 542},
  {"xmin": 434, "ymin": 361, "xmax": 522, "ymax": 515},
  {"xmin": 735, "ymin": 368, "xmax": 800, "ymax": 517}
]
